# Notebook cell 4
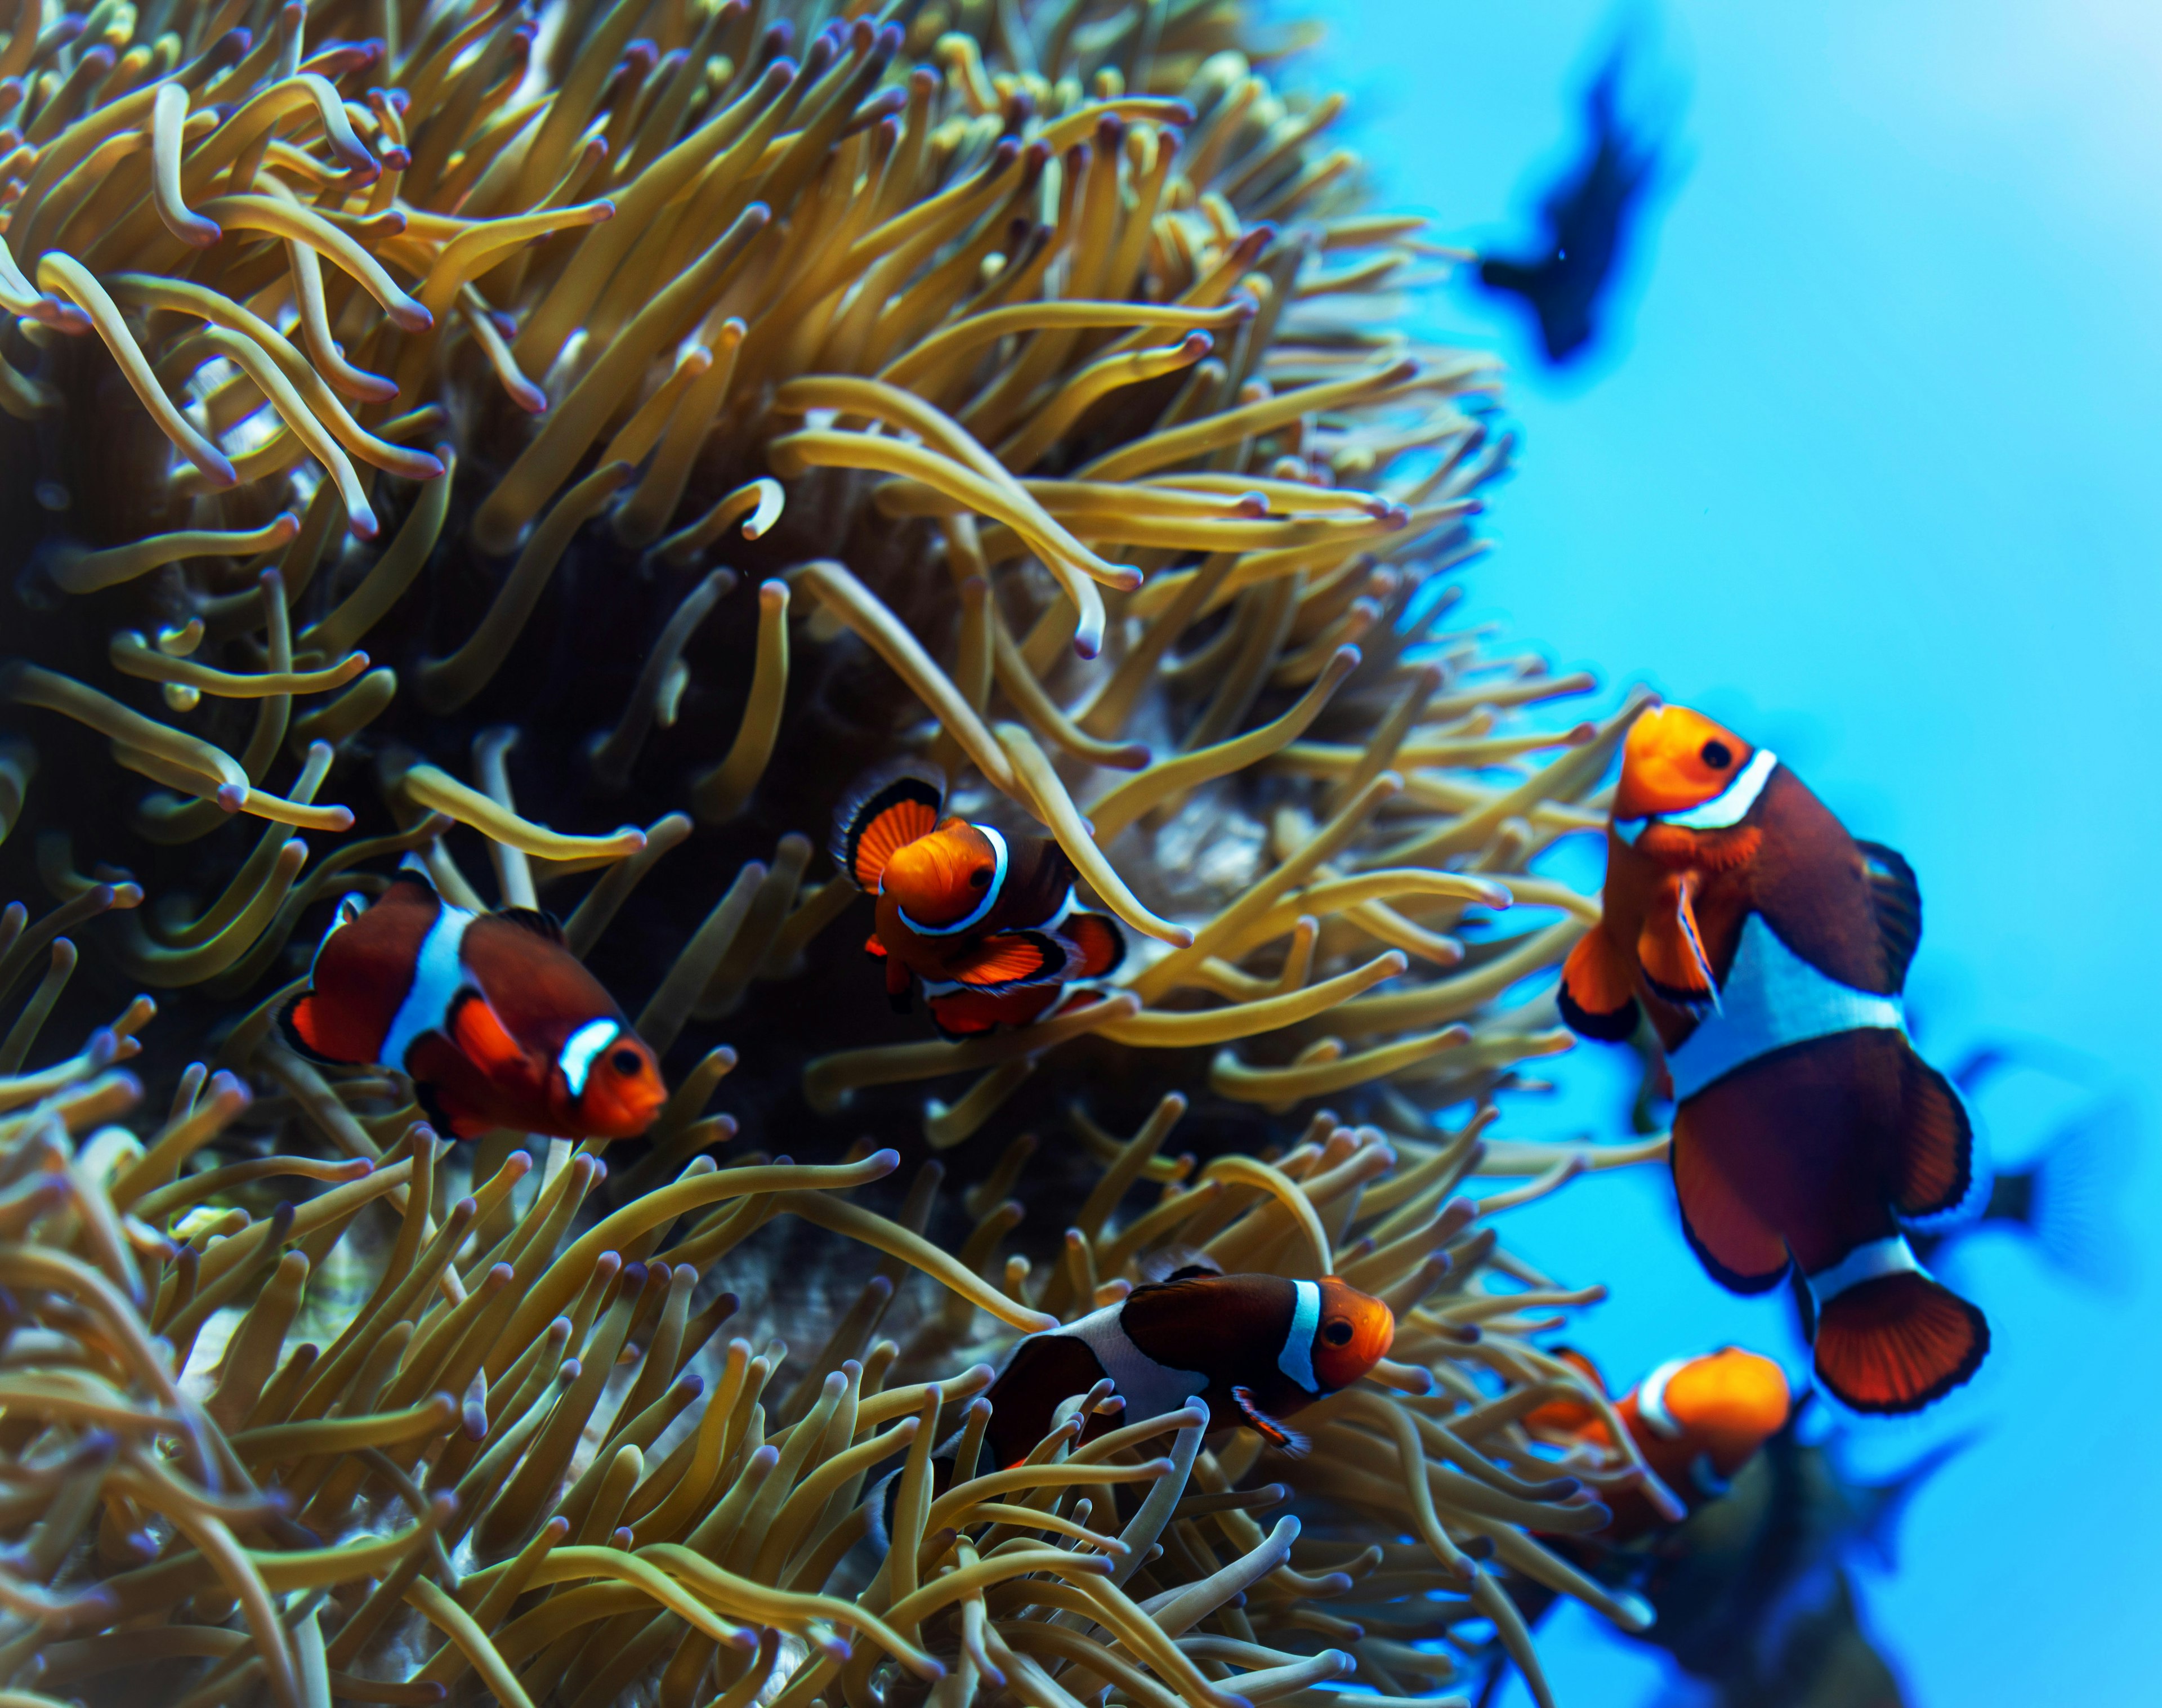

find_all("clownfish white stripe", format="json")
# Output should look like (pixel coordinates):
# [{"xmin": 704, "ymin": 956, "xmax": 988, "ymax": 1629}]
[
  {"xmin": 1662, "ymin": 748, "xmax": 1780, "ymax": 831},
  {"xmin": 1278, "ymin": 1280, "xmax": 1321, "ymax": 1395},
  {"xmin": 379, "ymin": 899, "xmax": 477, "ymax": 1074},
  {"xmin": 1633, "ymin": 1356, "xmax": 1695, "ymax": 1440},
  {"xmin": 1061, "ymin": 1301, "xmax": 1209, "ymax": 1420},
  {"xmin": 1667, "ymin": 913, "xmax": 1905, "ymax": 1103},
  {"xmin": 1612, "ymin": 748, "xmax": 1780, "ymax": 846},
  {"xmin": 897, "ymin": 824, "xmax": 1009, "ymax": 937},
  {"xmin": 1806, "ymin": 1235, "xmax": 1927, "ymax": 1308},
  {"xmin": 559, "ymin": 1018, "xmax": 620, "ymax": 1098}
]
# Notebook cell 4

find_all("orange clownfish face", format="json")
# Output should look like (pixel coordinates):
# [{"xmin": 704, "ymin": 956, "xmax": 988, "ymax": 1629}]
[
  {"xmin": 554, "ymin": 1020, "xmax": 667, "ymax": 1139},
  {"xmin": 1614, "ymin": 704, "xmax": 1755, "ymax": 822},
  {"xmin": 1636, "ymin": 1346, "xmax": 1791, "ymax": 1477},
  {"xmin": 1312, "ymin": 1277, "xmax": 1396, "ymax": 1390},
  {"xmin": 881, "ymin": 819, "xmax": 1006, "ymax": 933}
]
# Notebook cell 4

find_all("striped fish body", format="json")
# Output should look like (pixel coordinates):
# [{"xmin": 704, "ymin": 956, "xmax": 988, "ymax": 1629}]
[
  {"xmin": 287, "ymin": 875, "xmax": 666, "ymax": 1142},
  {"xmin": 832, "ymin": 766, "xmax": 1125, "ymax": 1039},
  {"xmin": 1561, "ymin": 705, "xmax": 1986, "ymax": 1415},
  {"xmin": 981, "ymin": 1272, "xmax": 1393, "ymax": 1468}
]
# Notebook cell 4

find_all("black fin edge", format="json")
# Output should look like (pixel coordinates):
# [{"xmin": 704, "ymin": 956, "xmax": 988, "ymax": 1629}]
[
  {"xmin": 1558, "ymin": 981, "xmax": 1642, "ymax": 1043},
  {"xmin": 1815, "ymin": 1285, "xmax": 1990, "ymax": 1416},
  {"xmin": 831, "ymin": 764, "xmax": 947, "ymax": 889}
]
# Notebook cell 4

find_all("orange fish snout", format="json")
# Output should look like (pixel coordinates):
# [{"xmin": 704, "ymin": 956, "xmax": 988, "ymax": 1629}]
[
  {"xmin": 1614, "ymin": 703, "xmax": 1756, "ymax": 821},
  {"xmin": 1638, "ymin": 1347, "xmax": 1792, "ymax": 1480},
  {"xmin": 1313, "ymin": 1277, "xmax": 1396, "ymax": 1390},
  {"xmin": 882, "ymin": 821, "xmax": 1002, "ymax": 931},
  {"xmin": 557, "ymin": 1023, "xmax": 668, "ymax": 1139}
]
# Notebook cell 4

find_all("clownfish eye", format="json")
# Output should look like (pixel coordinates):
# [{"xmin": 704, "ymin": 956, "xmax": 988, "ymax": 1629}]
[
  {"xmin": 1322, "ymin": 1319, "xmax": 1354, "ymax": 1347},
  {"xmin": 610, "ymin": 1048, "xmax": 642, "ymax": 1076},
  {"xmin": 1700, "ymin": 740, "xmax": 1732, "ymax": 770},
  {"xmin": 968, "ymin": 866, "xmax": 992, "ymax": 889}
]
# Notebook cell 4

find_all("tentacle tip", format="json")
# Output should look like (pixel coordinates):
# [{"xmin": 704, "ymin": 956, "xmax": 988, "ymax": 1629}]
[
  {"xmin": 215, "ymin": 784, "xmax": 246, "ymax": 813},
  {"xmin": 389, "ymin": 304, "xmax": 434, "ymax": 333}
]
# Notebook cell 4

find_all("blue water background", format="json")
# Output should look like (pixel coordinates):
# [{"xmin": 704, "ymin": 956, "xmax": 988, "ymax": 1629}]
[{"xmin": 1294, "ymin": 2, "xmax": 2162, "ymax": 1700}]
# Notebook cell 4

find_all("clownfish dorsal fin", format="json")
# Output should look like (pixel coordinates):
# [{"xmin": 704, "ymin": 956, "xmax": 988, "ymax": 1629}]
[
  {"xmin": 496, "ymin": 906, "xmax": 566, "ymax": 945},
  {"xmin": 833, "ymin": 763, "xmax": 946, "ymax": 893},
  {"xmin": 447, "ymin": 990, "xmax": 530, "ymax": 1078},
  {"xmin": 1229, "ymin": 1385, "xmax": 1309, "ymax": 1457},
  {"xmin": 1855, "ymin": 839, "xmax": 1922, "ymax": 991},
  {"xmin": 1136, "ymin": 1245, "xmax": 1223, "ymax": 1286}
]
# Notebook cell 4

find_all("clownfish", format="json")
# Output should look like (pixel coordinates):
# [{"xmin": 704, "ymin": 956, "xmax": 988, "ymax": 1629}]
[
  {"xmin": 981, "ymin": 1252, "xmax": 1395, "ymax": 1467},
  {"xmin": 1526, "ymin": 1347, "xmax": 1792, "ymax": 1543},
  {"xmin": 832, "ymin": 764, "xmax": 1125, "ymax": 1040},
  {"xmin": 1560, "ymin": 703, "xmax": 1987, "ymax": 1415},
  {"xmin": 284, "ymin": 867, "xmax": 667, "ymax": 1142}
]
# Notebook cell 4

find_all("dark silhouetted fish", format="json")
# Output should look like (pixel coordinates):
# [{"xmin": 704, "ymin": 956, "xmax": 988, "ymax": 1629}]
[
  {"xmin": 1480, "ymin": 1405, "xmax": 1956, "ymax": 1708},
  {"xmin": 1476, "ymin": 47, "xmax": 1664, "ymax": 364}
]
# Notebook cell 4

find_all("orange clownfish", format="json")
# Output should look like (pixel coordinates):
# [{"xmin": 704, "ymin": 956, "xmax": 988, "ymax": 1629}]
[
  {"xmin": 982, "ymin": 1253, "xmax": 1395, "ymax": 1467},
  {"xmin": 1527, "ymin": 1347, "xmax": 1792, "ymax": 1542},
  {"xmin": 1560, "ymin": 704, "xmax": 1987, "ymax": 1415},
  {"xmin": 285, "ymin": 867, "xmax": 667, "ymax": 1142},
  {"xmin": 832, "ymin": 765, "xmax": 1125, "ymax": 1039}
]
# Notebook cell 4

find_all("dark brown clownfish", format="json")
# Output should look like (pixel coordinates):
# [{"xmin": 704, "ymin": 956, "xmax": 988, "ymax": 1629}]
[
  {"xmin": 284, "ymin": 865, "xmax": 667, "ymax": 1142},
  {"xmin": 1560, "ymin": 703, "xmax": 1987, "ymax": 1416},
  {"xmin": 981, "ymin": 1253, "xmax": 1396, "ymax": 1468},
  {"xmin": 832, "ymin": 764, "xmax": 1125, "ymax": 1040}
]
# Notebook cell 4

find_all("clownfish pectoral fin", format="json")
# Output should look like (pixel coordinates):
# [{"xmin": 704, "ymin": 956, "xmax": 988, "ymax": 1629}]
[
  {"xmin": 1891, "ymin": 1049, "xmax": 1977, "ymax": 1222},
  {"xmin": 279, "ymin": 995, "xmax": 351, "ymax": 1066},
  {"xmin": 1229, "ymin": 1387, "xmax": 1310, "ymax": 1457},
  {"xmin": 446, "ymin": 990, "xmax": 531, "ymax": 1079},
  {"xmin": 1671, "ymin": 1111, "xmax": 1791, "ymax": 1295},
  {"xmin": 833, "ymin": 765, "xmax": 945, "ymax": 892},
  {"xmin": 1638, "ymin": 875, "xmax": 1718, "ymax": 1010},
  {"xmin": 1060, "ymin": 911, "xmax": 1126, "ymax": 981},
  {"xmin": 946, "ymin": 930, "xmax": 1074, "ymax": 991},
  {"xmin": 1855, "ymin": 839, "xmax": 1922, "ymax": 991},
  {"xmin": 1558, "ymin": 926, "xmax": 1642, "ymax": 1042},
  {"xmin": 863, "ymin": 933, "xmax": 888, "ymax": 958}
]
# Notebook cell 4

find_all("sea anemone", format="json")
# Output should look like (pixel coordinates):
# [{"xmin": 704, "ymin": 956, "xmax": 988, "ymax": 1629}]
[{"xmin": 0, "ymin": 0, "xmax": 1660, "ymax": 1703}]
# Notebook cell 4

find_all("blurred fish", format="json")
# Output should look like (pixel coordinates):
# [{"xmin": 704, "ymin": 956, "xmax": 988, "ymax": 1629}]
[
  {"xmin": 1918, "ymin": 1044, "xmax": 2136, "ymax": 1289},
  {"xmin": 1561, "ymin": 704, "xmax": 1987, "ymax": 1414},
  {"xmin": 832, "ymin": 763, "xmax": 1124, "ymax": 1039},
  {"xmin": 1476, "ymin": 47, "xmax": 1665, "ymax": 364},
  {"xmin": 285, "ymin": 866, "xmax": 667, "ymax": 1141},
  {"xmin": 981, "ymin": 1250, "xmax": 1395, "ymax": 1466},
  {"xmin": 1526, "ymin": 1345, "xmax": 1791, "ymax": 1542},
  {"xmin": 1631, "ymin": 1410, "xmax": 1958, "ymax": 1708},
  {"xmin": 1484, "ymin": 1405, "xmax": 1954, "ymax": 1708}
]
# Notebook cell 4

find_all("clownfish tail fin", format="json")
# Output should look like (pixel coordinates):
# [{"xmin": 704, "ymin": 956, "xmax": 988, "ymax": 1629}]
[
  {"xmin": 1891, "ymin": 1048, "xmax": 1978, "ymax": 1223},
  {"xmin": 1558, "ymin": 927, "xmax": 1641, "ymax": 1042},
  {"xmin": 1855, "ymin": 839, "xmax": 1922, "ymax": 990},
  {"xmin": 832, "ymin": 763, "xmax": 946, "ymax": 893},
  {"xmin": 1811, "ymin": 1257, "xmax": 1988, "ymax": 1415}
]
